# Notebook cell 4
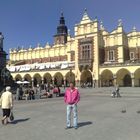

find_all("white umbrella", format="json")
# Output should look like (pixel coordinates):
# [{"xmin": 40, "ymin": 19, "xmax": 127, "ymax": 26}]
[
  {"xmin": 16, "ymin": 81, "xmax": 23, "ymax": 84},
  {"xmin": 23, "ymin": 81, "xmax": 30, "ymax": 84}
]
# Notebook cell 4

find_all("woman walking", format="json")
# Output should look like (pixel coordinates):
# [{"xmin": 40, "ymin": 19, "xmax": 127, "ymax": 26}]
[{"xmin": 0, "ymin": 86, "xmax": 13, "ymax": 125}]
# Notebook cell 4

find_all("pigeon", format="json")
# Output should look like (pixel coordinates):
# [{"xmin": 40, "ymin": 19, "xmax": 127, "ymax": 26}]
[
  {"xmin": 121, "ymin": 110, "xmax": 126, "ymax": 113},
  {"xmin": 137, "ymin": 110, "xmax": 140, "ymax": 114}
]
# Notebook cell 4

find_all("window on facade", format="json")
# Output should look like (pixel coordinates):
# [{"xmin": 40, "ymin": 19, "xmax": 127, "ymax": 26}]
[
  {"xmin": 108, "ymin": 50, "xmax": 115, "ymax": 61},
  {"xmin": 81, "ymin": 45, "xmax": 91, "ymax": 59},
  {"xmin": 130, "ymin": 52, "xmax": 135, "ymax": 60},
  {"xmin": 84, "ymin": 25, "xmax": 87, "ymax": 34}
]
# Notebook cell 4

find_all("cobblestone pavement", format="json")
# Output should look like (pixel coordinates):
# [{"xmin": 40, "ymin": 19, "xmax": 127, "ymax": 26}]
[{"xmin": 0, "ymin": 87, "xmax": 140, "ymax": 140}]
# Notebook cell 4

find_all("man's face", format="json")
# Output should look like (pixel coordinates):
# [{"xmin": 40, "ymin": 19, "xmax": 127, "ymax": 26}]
[{"xmin": 70, "ymin": 83, "xmax": 74, "ymax": 89}]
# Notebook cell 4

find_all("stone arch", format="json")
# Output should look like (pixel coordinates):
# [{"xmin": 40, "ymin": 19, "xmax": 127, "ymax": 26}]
[
  {"xmin": 33, "ymin": 73, "xmax": 42, "ymax": 87},
  {"xmin": 116, "ymin": 68, "xmax": 131, "ymax": 87},
  {"xmin": 80, "ymin": 70, "xmax": 92, "ymax": 86},
  {"xmin": 43, "ymin": 73, "xmax": 52, "ymax": 84},
  {"xmin": 65, "ymin": 71, "xmax": 75, "ymax": 86},
  {"xmin": 134, "ymin": 68, "xmax": 140, "ymax": 87},
  {"xmin": 53, "ymin": 72, "xmax": 64, "ymax": 86},
  {"xmin": 23, "ymin": 74, "xmax": 32, "ymax": 82},
  {"xmin": 100, "ymin": 69, "xmax": 113, "ymax": 87},
  {"xmin": 15, "ymin": 74, "xmax": 22, "ymax": 81}
]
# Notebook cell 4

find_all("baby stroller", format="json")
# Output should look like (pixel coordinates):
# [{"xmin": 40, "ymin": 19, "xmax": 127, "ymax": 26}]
[
  {"xmin": 111, "ymin": 91, "xmax": 116, "ymax": 98},
  {"xmin": 111, "ymin": 88, "xmax": 121, "ymax": 98}
]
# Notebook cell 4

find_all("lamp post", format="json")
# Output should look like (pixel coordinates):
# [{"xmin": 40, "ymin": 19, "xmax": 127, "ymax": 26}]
[{"xmin": 1, "ymin": 68, "xmax": 11, "ymax": 87}]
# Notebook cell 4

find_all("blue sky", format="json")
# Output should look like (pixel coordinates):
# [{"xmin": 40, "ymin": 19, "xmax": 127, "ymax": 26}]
[{"xmin": 0, "ymin": 0, "xmax": 140, "ymax": 56}]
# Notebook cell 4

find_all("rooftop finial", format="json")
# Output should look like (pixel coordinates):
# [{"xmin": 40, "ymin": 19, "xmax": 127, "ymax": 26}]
[
  {"xmin": 84, "ymin": 8, "xmax": 87, "ymax": 12},
  {"xmin": 118, "ymin": 19, "xmax": 123, "ymax": 26},
  {"xmin": 94, "ymin": 16, "xmax": 98, "ymax": 21},
  {"xmin": 61, "ymin": 11, "xmax": 63, "ymax": 17},
  {"xmin": 132, "ymin": 26, "xmax": 136, "ymax": 32},
  {"xmin": 100, "ymin": 21, "xmax": 105, "ymax": 30}
]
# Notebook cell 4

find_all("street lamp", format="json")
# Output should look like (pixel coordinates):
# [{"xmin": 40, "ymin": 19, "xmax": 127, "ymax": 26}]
[{"xmin": 1, "ymin": 68, "xmax": 11, "ymax": 86}]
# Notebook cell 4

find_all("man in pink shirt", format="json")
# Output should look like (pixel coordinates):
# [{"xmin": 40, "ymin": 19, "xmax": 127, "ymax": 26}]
[{"xmin": 64, "ymin": 82, "xmax": 80, "ymax": 129}]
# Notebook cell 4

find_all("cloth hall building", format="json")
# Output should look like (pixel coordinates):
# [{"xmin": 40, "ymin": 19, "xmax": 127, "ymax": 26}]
[{"xmin": 7, "ymin": 10, "xmax": 140, "ymax": 87}]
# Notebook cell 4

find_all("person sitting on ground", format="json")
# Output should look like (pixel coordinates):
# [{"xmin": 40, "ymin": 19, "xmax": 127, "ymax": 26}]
[
  {"xmin": 53, "ymin": 86, "xmax": 60, "ymax": 97},
  {"xmin": 47, "ymin": 92, "xmax": 53, "ymax": 98}
]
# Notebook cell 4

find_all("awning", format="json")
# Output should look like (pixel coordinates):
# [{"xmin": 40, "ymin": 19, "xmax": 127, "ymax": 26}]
[
  {"xmin": 9, "ymin": 66, "xmax": 16, "ymax": 72},
  {"xmin": 46, "ymin": 64, "xmax": 50, "ymax": 68},
  {"xmin": 61, "ymin": 63, "xmax": 68, "ymax": 69},
  {"xmin": 50, "ymin": 64, "xmax": 56, "ymax": 68},
  {"xmin": 39, "ymin": 64, "xmax": 45, "ymax": 70}
]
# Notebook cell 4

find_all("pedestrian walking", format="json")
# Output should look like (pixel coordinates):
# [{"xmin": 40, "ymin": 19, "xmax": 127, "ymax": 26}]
[
  {"xmin": 115, "ymin": 84, "xmax": 121, "ymax": 97},
  {"xmin": 16, "ymin": 87, "xmax": 20, "ymax": 100},
  {"xmin": 29, "ymin": 88, "xmax": 35, "ymax": 100},
  {"xmin": 0, "ymin": 86, "xmax": 13, "ymax": 125},
  {"xmin": 19, "ymin": 86, "xmax": 23, "ymax": 100},
  {"xmin": 64, "ymin": 82, "xmax": 80, "ymax": 129}
]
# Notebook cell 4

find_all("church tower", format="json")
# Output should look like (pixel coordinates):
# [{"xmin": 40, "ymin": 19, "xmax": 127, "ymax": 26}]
[
  {"xmin": 54, "ymin": 12, "xmax": 68, "ymax": 45},
  {"xmin": 0, "ymin": 32, "xmax": 7, "ymax": 68}
]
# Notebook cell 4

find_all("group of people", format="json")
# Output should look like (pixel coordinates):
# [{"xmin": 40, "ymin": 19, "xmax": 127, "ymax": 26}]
[
  {"xmin": 0, "ymin": 82, "xmax": 123, "ymax": 129},
  {"xmin": 16, "ymin": 86, "xmax": 36, "ymax": 100},
  {"xmin": 0, "ymin": 82, "xmax": 80, "ymax": 129},
  {"xmin": 15, "ymin": 84, "xmax": 62, "ymax": 100}
]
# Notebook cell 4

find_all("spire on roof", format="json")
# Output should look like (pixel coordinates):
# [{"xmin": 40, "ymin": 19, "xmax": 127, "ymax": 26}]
[
  {"xmin": 80, "ymin": 8, "xmax": 91, "ymax": 24},
  {"xmin": 82, "ymin": 8, "xmax": 90, "ymax": 21},
  {"xmin": 132, "ymin": 26, "xmax": 136, "ymax": 32},
  {"xmin": 100, "ymin": 21, "xmax": 105, "ymax": 30},
  {"xmin": 118, "ymin": 19, "xmax": 123, "ymax": 27},
  {"xmin": 61, "ymin": 11, "xmax": 63, "ymax": 17}
]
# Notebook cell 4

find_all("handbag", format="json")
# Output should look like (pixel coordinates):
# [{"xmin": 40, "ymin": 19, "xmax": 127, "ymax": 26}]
[{"xmin": 10, "ymin": 111, "xmax": 14, "ymax": 121}]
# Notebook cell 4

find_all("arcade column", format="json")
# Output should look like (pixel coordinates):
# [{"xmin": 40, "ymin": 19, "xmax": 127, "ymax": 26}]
[
  {"xmin": 113, "ymin": 74, "xmax": 117, "ymax": 86},
  {"xmin": 131, "ymin": 73, "xmax": 135, "ymax": 87},
  {"xmin": 31, "ymin": 78, "xmax": 34, "ymax": 87},
  {"xmin": 41, "ymin": 77, "xmax": 44, "ymax": 85}
]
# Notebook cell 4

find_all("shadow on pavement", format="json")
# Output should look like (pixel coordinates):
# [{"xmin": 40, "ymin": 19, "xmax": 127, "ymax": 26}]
[
  {"xmin": 78, "ymin": 121, "xmax": 92, "ymax": 128},
  {"xmin": 11, "ymin": 118, "xmax": 30, "ymax": 124}
]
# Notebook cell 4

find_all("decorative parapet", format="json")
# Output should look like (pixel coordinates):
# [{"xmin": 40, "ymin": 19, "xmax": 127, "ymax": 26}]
[{"xmin": 7, "ymin": 61, "xmax": 75, "ymax": 73}]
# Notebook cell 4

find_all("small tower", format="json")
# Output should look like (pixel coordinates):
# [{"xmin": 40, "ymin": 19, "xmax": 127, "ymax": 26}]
[
  {"xmin": 0, "ymin": 32, "xmax": 7, "ymax": 68},
  {"xmin": 54, "ymin": 12, "xmax": 68, "ymax": 45},
  {"xmin": 0, "ymin": 32, "xmax": 8, "ymax": 89},
  {"xmin": 0, "ymin": 32, "xmax": 4, "ymax": 51}
]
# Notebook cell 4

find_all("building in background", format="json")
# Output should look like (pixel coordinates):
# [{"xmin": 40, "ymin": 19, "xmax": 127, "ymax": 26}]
[{"xmin": 7, "ymin": 9, "xmax": 140, "ymax": 87}]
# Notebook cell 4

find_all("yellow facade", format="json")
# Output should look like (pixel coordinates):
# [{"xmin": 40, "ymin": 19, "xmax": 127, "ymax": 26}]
[{"xmin": 7, "ymin": 10, "xmax": 140, "ymax": 87}]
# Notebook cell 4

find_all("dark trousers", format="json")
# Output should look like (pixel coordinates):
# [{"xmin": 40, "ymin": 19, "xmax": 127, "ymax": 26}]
[{"xmin": 2, "ymin": 109, "xmax": 11, "ymax": 117}]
